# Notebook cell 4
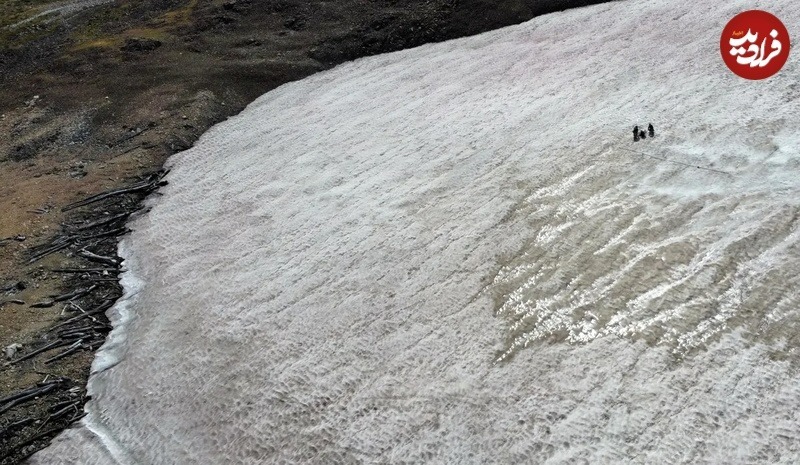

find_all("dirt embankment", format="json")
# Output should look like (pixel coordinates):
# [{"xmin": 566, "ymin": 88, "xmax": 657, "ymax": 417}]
[{"xmin": 0, "ymin": 0, "xmax": 611, "ymax": 462}]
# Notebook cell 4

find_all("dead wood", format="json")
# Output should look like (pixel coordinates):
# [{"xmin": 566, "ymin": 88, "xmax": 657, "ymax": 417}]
[
  {"xmin": 61, "ymin": 173, "xmax": 167, "ymax": 212},
  {"xmin": 29, "ymin": 301, "xmax": 55, "ymax": 309},
  {"xmin": 74, "ymin": 211, "xmax": 137, "ymax": 231},
  {"xmin": 7, "ymin": 340, "xmax": 71, "ymax": 365},
  {"xmin": 77, "ymin": 227, "xmax": 130, "ymax": 241},
  {"xmin": 0, "ymin": 384, "xmax": 57, "ymax": 415},
  {"xmin": 48, "ymin": 401, "xmax": 80, "ymax": 420},
  {"xmin": 77, "ymin": 249, "xmax": 120, "ymax": 267},
  {"xmin": 50, "ymin": 268, "xmax": 115, "ymax": 274},
  {"xmin": 51, "ymin": 285, "xmax": 97, "ymax": 303},
  {"xmin": 26, "ymin": 240, "xmax": 73, "ymax": 264},
  {"xmin": 48, "ymin": 300, "xmax": 114, "ymax": 331},
  {"xmin": 0, "ymin": 386, "xmax": 46, "ymax": 406},
  {"xmin": 44, "ymin": 342, "xmax": 83, "ymax": 365}
]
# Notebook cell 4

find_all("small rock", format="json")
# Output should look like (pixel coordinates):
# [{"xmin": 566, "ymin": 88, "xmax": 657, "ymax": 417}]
[
  {"xmin": 5, "ymin": 343, "xmax": 22, "ymax": 360},
  {"xmin": 284, "ymin": 16, "xmax": 306, "ymax": 31}
]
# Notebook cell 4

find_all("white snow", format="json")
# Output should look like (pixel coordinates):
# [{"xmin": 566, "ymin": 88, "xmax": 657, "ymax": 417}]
[{"xmin": 33, "ymin": 0, "xmax": 800, "ymax": 463}]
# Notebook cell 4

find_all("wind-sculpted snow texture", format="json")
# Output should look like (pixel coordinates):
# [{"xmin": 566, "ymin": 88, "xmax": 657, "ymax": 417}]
[{"xmin": 34, "ymin": 0, "xmax": 800, "ymax": 463}]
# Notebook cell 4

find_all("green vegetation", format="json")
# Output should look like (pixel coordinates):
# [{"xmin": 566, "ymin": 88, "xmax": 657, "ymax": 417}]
[{"xmin": 68, "ymin": 1, "xmax": 195, "ymax": 51}]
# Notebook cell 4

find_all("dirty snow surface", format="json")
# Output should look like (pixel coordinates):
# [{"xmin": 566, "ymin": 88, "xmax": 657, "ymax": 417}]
[{"xmin": 34, "ymin": 0, "xmax": 800, "ymax": 463}]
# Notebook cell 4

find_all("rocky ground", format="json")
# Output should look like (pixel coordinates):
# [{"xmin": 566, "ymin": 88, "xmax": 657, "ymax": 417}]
[{"xmin": 0, "ymin": 0, "xmax": 608, "ymax": 462}]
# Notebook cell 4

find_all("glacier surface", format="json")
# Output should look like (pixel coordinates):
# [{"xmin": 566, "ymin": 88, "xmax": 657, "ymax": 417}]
[{"xmin": 34, "ymin": 0, "xmax": 800, "ymax": 463}]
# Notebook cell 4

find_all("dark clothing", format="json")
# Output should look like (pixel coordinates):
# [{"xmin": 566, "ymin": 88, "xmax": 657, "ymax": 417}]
[
  {"xmin": 633, "ymin": 126, "xmax": 639, "ymax": 142},
  {"xmin": 640, "ymin": 130, "xmax": 647, "ymax": 140},
  {"xmin": 647, "ymin": 124, "xmax": 655, "ymax": 138}
]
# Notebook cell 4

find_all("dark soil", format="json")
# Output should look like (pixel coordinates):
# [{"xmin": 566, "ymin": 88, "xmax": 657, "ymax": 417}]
[{"xmin": 0, "ymin": 0, "xmax": 612, "ymax": 462}]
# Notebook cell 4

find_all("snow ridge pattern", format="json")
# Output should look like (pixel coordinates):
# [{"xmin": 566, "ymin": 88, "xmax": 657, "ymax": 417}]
[{"xmin": 34, "ymin": 0, "xmax": 800, "ymax": 463}]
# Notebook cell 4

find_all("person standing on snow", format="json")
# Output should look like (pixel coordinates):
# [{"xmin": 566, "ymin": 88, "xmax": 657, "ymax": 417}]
[
  {"xmin": 633, "ymin": 125, "xmax": 640, "ymax": 142},
  {"xmin": 648, "ymin": 123, "xmax": 655, "ymax": 138}
]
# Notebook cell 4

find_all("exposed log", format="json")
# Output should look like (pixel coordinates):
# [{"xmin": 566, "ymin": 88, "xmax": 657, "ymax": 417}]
[
  {"xmin": 68, "ymin": 411, "xmax": 88, "ymax": 423},
  {"xmin": 0, "ymin": 386, "xmax": 45, "ymax": 405},
  {"xmin": 51, "ymin": 285, "xmax": 97, "ymax": 303},
  {"xmin": 77, "ymin": 249, "xmax": 120, "ymax": 267},
  {"xmin": 26, "ymin": 240, "xmax": 73, "ymax": 264},
  {"xmin": 7, "ymin": 340, "xmax": 71, "ymax": 365},
  {"xmin": 57, "ymin": 324, "xmax": 94, "ymax": 336},
  {"xmin": 77, "ymin": 227, "xmax": 130, "ymax": 241},
  {"xmin": 61, "ymin": 173, "xmax": 167, "ymax": 212},
  {"xmin": 48, "ymin": 401, "xmax": 81, "ymax": 420},
  {"xmin": 86, "ymin": 339, "xmax": 106, "ymax": 350},
  {"xmin": 50, "ymin": 268, "xmax": 116, "ymax": 274},
  {"xmin": 44, "ymin": 342, "xmax": 83, "ymax": 365},
  {"xmin": 74, "ymin": 212, "xmax": 132, "ymax": 231},
  {"xmin": 48, "ymin": 304, "xmax": 111, "ymax": 331},
  {"xmin": 49, "ymin": 398, "xmax": 81, "ymax": 412},
  {"xmin": 0, "ymin": 384, "xmax": 57, "ymax": 415},
  {"xmin": 59, "ymin": 332, "xmax": 90, "ymax": 341},
  {"xmin": 30, "ymin": 300, "xmax": 55, "ymax": 309}
]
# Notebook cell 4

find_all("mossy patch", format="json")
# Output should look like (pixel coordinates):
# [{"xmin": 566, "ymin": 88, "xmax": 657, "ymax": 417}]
[
  {"xmin": 158, "ymin": 0, "xmax": 199, "ymax": 29},
  {"xmin": 67, "ymin": 2, "xmax": 191, "ymax": 52}
]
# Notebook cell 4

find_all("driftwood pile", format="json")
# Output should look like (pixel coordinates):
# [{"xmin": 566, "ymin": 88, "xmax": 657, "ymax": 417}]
[
  {"xmin": 0, "ymin": 170, "xmax": 167, "ymax": 463},
  {"xmin": 25, "ymin": 171, "xmax": 167, "ymax": 265}
]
